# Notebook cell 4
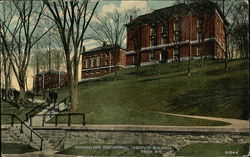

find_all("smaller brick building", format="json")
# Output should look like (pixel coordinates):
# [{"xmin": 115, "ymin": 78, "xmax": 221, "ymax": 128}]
[
  {"xmin": 81, "ymin": 43, "xmax": 126, "ymax": 79},
  {"xmin": 33, "ymin": 71, "xmax": 68, "ymax": 92}
]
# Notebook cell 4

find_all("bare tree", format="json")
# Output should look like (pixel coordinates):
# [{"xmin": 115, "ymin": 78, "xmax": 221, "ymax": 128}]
[
  {"xmin": 90, "ymin": 8, "xmax": 143, "ymax": 81},
  {"xmin": 0, "ymin": 1, "xmax": 51, "ymax": 103},
  {"xmin": 30, "ymin": 48, "xmax": 65, "ymax": 73},
  {"xmin": 216, "ymin": 0, "xmax": 246, "ymax": 71},
  {"xmin": 44, "ymin": 0, "xmax": 99, "ymax": 111},
  {"xmin": 192, "ymin": 1, "xmax": 213, "ymax": 67},
  {"xmin": 229, "ymin": 1, "xmax": 249, "ymax": 59},
  {"xmin": 133, "ymin": 27, "xmax": 142, "ymax": 79}
]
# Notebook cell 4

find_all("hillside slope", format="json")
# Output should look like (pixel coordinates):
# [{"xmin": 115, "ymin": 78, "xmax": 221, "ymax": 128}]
[{"xmin": 57, "ymin": 59, "xmax": 248, "ymax": 125}]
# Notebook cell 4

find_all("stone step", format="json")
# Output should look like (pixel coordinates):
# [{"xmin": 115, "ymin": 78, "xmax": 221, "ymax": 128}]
[
  {"xmin": 28, "ymin": 102, "xmax": 69, "ymax": 126},
  {"xmin": 8, "ymin": 126, "xmax": 54, "ymax": 150}
]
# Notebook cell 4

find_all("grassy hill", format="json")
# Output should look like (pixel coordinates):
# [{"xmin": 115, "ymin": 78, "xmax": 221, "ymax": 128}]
[{"xmin": 54, "ymin": 59, "xmax": 248, "ymax": 125}]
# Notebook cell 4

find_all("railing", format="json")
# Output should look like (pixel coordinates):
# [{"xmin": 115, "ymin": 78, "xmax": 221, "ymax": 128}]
[
  {"xmin": 1, "ymin": 114, "xmax": 44, "ymax": 151},
  {"xmin": 55, "ymin": 136, "xmax": 66, "ymax": 150},
  {"xmin": 25, "ymin": 102, "xmax": 49, "ymax": 121},
  {"xmin": 30, "ymin": 113, "xmax": 85, "ymax": 126},
  {"xmin": 43, "ymin": 96, "xmax": 71, "ymax": 121}
]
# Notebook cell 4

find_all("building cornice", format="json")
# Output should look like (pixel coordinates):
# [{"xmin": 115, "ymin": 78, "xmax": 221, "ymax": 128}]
[
  {"xmin": 125, "ymin": 38, "xmax": 218, "ymax": 55},
  {"xmin": 82, "ymin": 65, "xmax": 125, "ymax": 71}
]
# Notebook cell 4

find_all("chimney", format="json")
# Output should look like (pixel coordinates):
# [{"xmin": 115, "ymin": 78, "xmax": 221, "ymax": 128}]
[
  {"xmin": 103, "ymin": 41, "xmax": 107, "ymax": 46},
  {"xmin": 130, "ymin": 15, "xmax": 133, "ymax": 22}
]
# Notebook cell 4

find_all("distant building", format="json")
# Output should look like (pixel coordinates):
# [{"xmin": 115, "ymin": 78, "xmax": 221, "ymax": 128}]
[
  {"xmin": 81, "ymin": 42, "xmax": 126, "ymax": 79},
  {"xmin": 33, "ymin": 71, "xmax": 68, "ymax": 92},
  {"xmin": 125, "ymin": 1, "xmax": 228, "ymax": 66}
]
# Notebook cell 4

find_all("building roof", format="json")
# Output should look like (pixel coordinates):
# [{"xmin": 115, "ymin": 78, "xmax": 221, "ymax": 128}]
[
  {"xmin": 126, "ymin": 1, "xmax": 228, "ymax": 27},
  {"xmin": 84, "ymin": 44, "xmax": 126, "ymax": 55}
]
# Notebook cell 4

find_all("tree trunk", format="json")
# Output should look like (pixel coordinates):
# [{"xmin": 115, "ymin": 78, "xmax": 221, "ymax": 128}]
[
  {"xmin": 136, "ymin": 50, "xmax": 141, "ymax": 79},
  {"xmin": 201, "ymin": 40, "xmax": 205, "ymax": 67},
  {"xmin": 224, "ymin": 33, "xmax": 229, "ymax": 71},
  {"xmin": 69, "ymin": 79, "xmax": 78, "ymax": 111},
  {"xmin": 113, "ymin": 49, "xmax": 118, "ymax": 81},
  {"xmin": 114, "ymin": 67, "xmax": 117, "ymax": 81},
  {"xmin": 69, "ymin": 52, "xmax": 79, "ymax": 112},
  {"xmin": 19, "ymin": 83, "xmax": 25, "ymax": 106}
]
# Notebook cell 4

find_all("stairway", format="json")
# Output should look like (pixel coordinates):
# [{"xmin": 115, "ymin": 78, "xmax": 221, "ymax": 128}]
[
  {"xmin": 8, "ymin": 125, "xmax": 53, "ymax": 150},
  {"xmin": 28, "ymin": 101, "xmax": 69, "ymax": 126}
]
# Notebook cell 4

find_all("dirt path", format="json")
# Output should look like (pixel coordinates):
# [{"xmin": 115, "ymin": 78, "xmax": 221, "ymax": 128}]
[{"xmin": 162, "ymin": 112, "xmax": 249, "ymax": 128}]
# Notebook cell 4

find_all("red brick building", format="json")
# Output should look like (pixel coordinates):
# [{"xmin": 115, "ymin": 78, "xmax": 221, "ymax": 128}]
[
  {"xmin": 81, "ymin": 43, "xmax": 126, "ymax": 79},
  {"xmin": 33, "ymin": 71, "xmax": 68, "ymax": 92},
  {"xmin": 125, "ymin": 1, "xmax": 227, "ymax": 66}
]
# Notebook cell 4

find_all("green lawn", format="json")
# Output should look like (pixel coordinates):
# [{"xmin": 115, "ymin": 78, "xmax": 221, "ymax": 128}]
[
  {"xmin": 1, "ymin": 143, "xmax": 38, "ymax": 154},
  {"xmin": 57, "ymin": 144, "xmax": 169, "ymax": 157},
  {"xmin": 176, "ymin": 143, "xmax": 249, "ymax": 157},
  {"xmin": 1, "ymin": 100, "xmax": 39, "ymax": 123},
  {"xmin": 50, "ymin": 59, "xmax": 248, "ymax": 125}
]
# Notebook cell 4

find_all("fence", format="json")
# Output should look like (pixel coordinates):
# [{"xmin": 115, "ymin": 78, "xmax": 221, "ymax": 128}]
[{"xmin": 30, "ymin": 113, "xmax": 85, "ymax": 126}]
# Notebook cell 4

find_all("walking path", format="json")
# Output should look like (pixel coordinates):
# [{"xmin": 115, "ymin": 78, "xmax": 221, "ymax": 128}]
[
  {"xmin": 162, "ymin": 112, "xmax": 249, "ymax": 128},
  {"xmin": 27, "ymin": 101, "xmax": 68, "ymax": 126}
]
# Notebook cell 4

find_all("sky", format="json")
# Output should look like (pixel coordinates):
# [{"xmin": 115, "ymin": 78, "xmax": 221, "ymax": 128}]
[
  {"xmin": 1, "ymin": 0, "xmax": 177, "ymax": 90},
  {"xmin": 84, "ymin": 0, "xmax": 175, "ymax": 51}
]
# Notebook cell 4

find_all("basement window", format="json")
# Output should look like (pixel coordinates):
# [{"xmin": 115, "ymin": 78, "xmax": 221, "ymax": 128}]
[
  {"xmin": 197, "ymin": 47, "xmax": 202, "ymax": 55},
  {"xmin": 173, "ymin": 48, "xmax": 179, "ymax": 57},
  {"xmin": 149, "ymin": 52, "xmax": 155, "ymax": 62}
]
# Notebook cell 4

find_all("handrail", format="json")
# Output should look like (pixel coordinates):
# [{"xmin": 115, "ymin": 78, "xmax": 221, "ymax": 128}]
[
  {"xmin": 1, "ymin": 114, "xmax": 44, "ymax": 151},
  {"xmin": 43, "ymin": 96, "xmax": 70, "ymax": 117},
  {"xmin": 55, "ymin": 136, "xmax": 66, "ymax": 150},
  {"xmin": 31, "ymin": 113, "xmax": 85, "ymax": 126},
  {"xmin": 25, "ymin": 102, "xmax": 49, "ymax": 121}
]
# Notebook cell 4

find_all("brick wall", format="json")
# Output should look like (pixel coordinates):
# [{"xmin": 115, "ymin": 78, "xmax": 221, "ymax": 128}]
[
  {"xmin": 126, "ymin": 10, "xmax": 226, "ymax": 66},
  {"xmin": 81, "ymin": 49, "xmax": 126, "ymax": 79}
]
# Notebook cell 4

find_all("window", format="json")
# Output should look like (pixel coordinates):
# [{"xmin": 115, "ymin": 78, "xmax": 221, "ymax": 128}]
[
  {"xmin": 91, "ymin": 59, "xmax": 94, "ymax": 67},
  {"xmin": 174, "ymin": 20, "xmax": 180, "ymax": 31},
  {"xmin": 97, "ymin": 57, "xmax": 100, "ymax": 66},
  {"xmin": 105, "ymin": 60, "xmax": 108, "ymax": 66},
  {"xmin": 161, "ymin": 24, "xmax": 168, "ymax": 44},
  {"xmin": 162, "ymin": 24, "xmax": 168, "ymax": 34},
  {"xmin": 198, "ymin": 31, "xmax": 204, "ymax": 42},
  {"xmin": 162, "ymin": 35, "xmax": 168, "ymax": 44},
  {"xmin": 132, "ymin": 56, "xmax": 135, "ymax": 64},
  {"xmin": 149, "ymin": 53, "xmax": 155, "ymax": 62},
  {"xmin": 197, "ymin": 47, "xmax": 202, "ymax": 55},
  {"xmin": 150, "ymin": 36, "xmax": 157, "ymax": 46},
  {"xmin": 150, "ymin": 24, "xmax": 156, "ymax": 35},
  {"xmin": 174, "ymin": 33, "xmax": 180, "ymax": 42},
  {"xmin": 150, "ymin": 24, "xmax": 157, "ymax": 46},
  {"xmin": 197, "ymin": 19, "xmax": 202, "ymax": 28},
  {"xmin": 173, "ymin": 48, "xmax": 179, "ymax": 57},
  {"xmin": 85, "ymin": 60, "xmax": 89, "ymax": 68}
]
